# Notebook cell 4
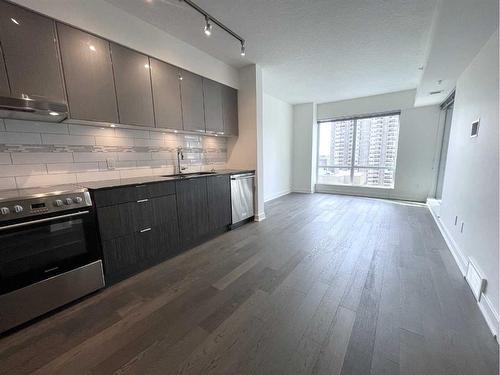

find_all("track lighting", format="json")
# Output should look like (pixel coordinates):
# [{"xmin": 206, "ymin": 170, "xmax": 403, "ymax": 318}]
[
  {"xmin": 204, "ymin": 17, "xmax": 212, "ymax": 36},
  {"xmin": 179, "ymin": 0, "xmax": 246, "ymax": 57}
]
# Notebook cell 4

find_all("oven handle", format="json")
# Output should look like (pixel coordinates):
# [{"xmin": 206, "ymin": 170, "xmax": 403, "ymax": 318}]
[{"xmin": 0, "ymin": 210, "xmax": 90, "ymax": 231}]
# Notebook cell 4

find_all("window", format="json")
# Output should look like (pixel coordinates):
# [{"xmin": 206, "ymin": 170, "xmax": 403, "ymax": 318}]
[{"xmin": 317, "ymin": 113, "xmax": 400, "ymax": 188}]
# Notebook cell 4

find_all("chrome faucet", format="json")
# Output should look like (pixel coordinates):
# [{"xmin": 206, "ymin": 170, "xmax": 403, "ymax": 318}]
[{"xmin": 176, "ymin": 146, "xmax": 187, "ymax": 174}]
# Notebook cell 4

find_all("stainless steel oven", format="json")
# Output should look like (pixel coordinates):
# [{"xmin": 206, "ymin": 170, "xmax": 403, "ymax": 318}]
[{"xmin": 0, "ymin": 185, "xmax": 104, "ymax": 333}]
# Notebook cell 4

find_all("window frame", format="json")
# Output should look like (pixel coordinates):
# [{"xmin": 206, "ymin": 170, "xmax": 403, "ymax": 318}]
[{"xmin": 316, "ymin": 111, "xmax": 401, "ymax": 189}]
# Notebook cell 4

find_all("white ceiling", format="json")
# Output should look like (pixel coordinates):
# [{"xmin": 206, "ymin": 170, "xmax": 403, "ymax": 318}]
[{"xmin": 105, "ymin": 0, "xmax": 497, "ymax": 106}]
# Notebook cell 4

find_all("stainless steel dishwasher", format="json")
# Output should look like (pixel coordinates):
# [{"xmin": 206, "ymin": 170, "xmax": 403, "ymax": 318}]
[{"xmin": 230, "ymin": 172, "xmax": 255, "ymax": 226}]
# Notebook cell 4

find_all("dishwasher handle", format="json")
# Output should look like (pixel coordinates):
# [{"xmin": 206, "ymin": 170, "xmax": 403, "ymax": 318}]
[{"xmin": 231, "ymin": 173, "xmax": 255, "ymax": 180}]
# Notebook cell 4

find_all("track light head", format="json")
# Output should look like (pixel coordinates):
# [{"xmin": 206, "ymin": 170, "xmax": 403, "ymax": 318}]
[
  {"xmin": 204, "ymin": 17, "xmax": 212, "ymax": 36},
  {"xmin": 240, "ymin": 42, "xmax": 246, "ymax": 56}
]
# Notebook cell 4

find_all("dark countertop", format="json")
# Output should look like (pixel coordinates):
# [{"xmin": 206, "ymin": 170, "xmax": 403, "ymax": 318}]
[{"xmin": 78, "ymin": 169, "xmax": 255, "ymax": 190}]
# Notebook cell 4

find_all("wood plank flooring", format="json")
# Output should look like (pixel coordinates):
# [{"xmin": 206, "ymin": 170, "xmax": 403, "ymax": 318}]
[{"xmin": 0, "ymin": 193, "xmax": 498, "ymax": 375}]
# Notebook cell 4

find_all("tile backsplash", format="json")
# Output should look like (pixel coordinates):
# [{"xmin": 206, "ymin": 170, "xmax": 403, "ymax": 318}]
[{"xmin": 0, "ymin": 119, "xmax": 227, "ymax": 190}]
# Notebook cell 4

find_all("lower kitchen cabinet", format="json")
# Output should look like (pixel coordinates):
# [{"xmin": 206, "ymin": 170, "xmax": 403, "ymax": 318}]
[
  {"xmin": 207, "ymin": 174, "xmax": 232, "ymax": 231},
  {"xmin": 175, "ymin": 177, "xmax": 209, "ymax": 247},
  {"xmin": 94, "ymin": 174, "xmax": 233, "ymax": 284}
]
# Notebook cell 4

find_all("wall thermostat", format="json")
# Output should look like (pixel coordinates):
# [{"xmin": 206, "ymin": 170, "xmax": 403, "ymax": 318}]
[{"xmin": 471, "ymin": 119, "xmax": 480, "ymax": 137}]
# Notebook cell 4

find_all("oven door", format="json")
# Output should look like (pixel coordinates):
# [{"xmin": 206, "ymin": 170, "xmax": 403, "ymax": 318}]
[{"xmin": 0, "ymin": 209, "xmax": 100, "ymax": 294}]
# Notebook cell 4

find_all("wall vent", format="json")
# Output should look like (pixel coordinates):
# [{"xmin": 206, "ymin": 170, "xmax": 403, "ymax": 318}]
[{"xmin": 465, "ymin": 259, "xmax": 486, "ymax": 301}]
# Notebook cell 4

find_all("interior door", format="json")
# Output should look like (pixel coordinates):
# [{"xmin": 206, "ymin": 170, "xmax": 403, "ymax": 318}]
[{"xmin": 435, "ymin": 103, "xmax": 454, "ymax": 199}]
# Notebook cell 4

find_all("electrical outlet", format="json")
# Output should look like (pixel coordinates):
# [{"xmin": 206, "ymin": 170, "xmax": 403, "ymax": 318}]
[
  {"xmin": 454, "ymin": 216, "xmax": 458, "ymax": 225},
  {"xmin": 106, "ymin": 158, "xmax": 116, "ymax": 170}
]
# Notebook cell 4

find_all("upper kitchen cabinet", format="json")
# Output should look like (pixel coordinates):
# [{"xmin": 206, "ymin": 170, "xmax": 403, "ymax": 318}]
[
  {"xmin": 0, "ymin": 45, "xmax": 9, "ymax": 97},
  {"xmin": 203, "ymin": 78, "xmax": 224, "ymax": 134},
  {"xmin": 150, "ymin": 58, "xmax": 183, "ymax": 130},
  {"xmin": 180, "ymin": 70, "xmax": 205, "ymax": 132},
  {"xmin": 110, "ymin": 43, "xmax": 154, "ymax": 127},
  {"xmin": 57, "ymin": 23, "xmax": 118, "ymax": 123},
  {"xmin": 222, "ymin": 85, "xmax": 238, "ymax": 136},
  {"xmin": 0, "ymin": 1, "xmax": 64, "ymax": 102}
]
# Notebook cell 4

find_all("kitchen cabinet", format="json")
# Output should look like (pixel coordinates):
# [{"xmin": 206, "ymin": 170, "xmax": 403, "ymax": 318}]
[
  {"xmin": 57, "ymin": 23, "xmax": 118, "ymax": 123},
  {"xmin": 203, "ymin": 78, "xmax": 224, "ymax": 134},
  {"xmin": 180, "ymin": 70, "xmax": 205, "ymax": 132},
  {"xmin": 0, "ymin": 45, "xmax": 9, "ymax": 97},
  {"xmin": 110, "ymin": 43, "xmax": 155, "ymax": 127},
  {"xmin": 207, "ymin": 174, "xmax": 231, "ymax": 231},
  {"xmin": 150, "ymin": 58, "xmax": 183, "ymax": 130},
  {"xmin": 0, "ymin": 1, "xmax": 65, "ymax": 102},
  {"xmin": 176, "ymin": 177, "xmax": 209, "ymax": 246},
  {"xmin": 222, "ymin": 85, "xmax": 238, "ymax": 136},
  {"xmin": 94, "ymin": 182, "xmax": 179, "ymax": 283}
]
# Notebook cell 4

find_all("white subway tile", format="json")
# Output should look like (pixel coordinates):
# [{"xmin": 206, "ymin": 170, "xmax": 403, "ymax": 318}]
[
  {"xmin": 0, "ymin": 132, "xmax": 42, "ymax": 144},
  {"xmin": 69, "ymin": 124, "xmax": 115, "ymax": 137},
  {"xmin": 16, "ymin": 173, "xmax": 77, "ymax": 188},
  {"xmin": 151, "ymin": 151, "xmax": 175, "ymax": 160},
  {"xmin": 114, "ymin": 128, "xmax": 149, "ymax": 139},
  {"xmin": 151, "ymin": 166, "xmax": 175, "ymax": 176},
  {"xmin": 0, "ymin": 177, "xmax": 16, "ymax": 190},
  {"xmin": 12, "ymin": 152, "xmax": 73, "ymax": 164},
  {"xmin": 137, "ymin": 160, "xmax": 170, "ymax": 168},
  {"xmin": 115, "ymin": 161, "xmax": 137, "ymax": 169},
  {"xmin": 42, "ymin": 134, "xmax": 95, "ymax": 146},
  {"xmin": 134, "ymin": 138, "xmax": 163, "ymax": 147},
  {"xmin": 46, "ymin": 162, "xmax": 99, "ymax": 174},
  {"xmin": 73, "ymin": 152, "xmax": 116, "ymax": 162},
  {"xmin": 95, "ymin": 136, "xmax": 134, "ymax": 146},
  {"xmin": 119, "ymin": 169, "xmax": 153, "ymax": 179},
  {"xmin": 117, "ymin": 152, "xmax": 151, "ymax": 161},
  {"xmin": 0, "ymin": 164, "xmax": 46, "ymax": 177},
  {"xmin": 5, "ymin": 119, "xmax": 69, "ymax": 134},
  {"xmin": 76, "ymin": 170, "xmax": 120, "ymax": 183},
  {"xmin": 0, "ymin": 153, "xmax": 11, "ymax": 164}
]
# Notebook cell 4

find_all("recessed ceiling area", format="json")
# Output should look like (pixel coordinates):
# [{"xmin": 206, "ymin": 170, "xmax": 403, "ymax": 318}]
[{"xmin": 105, "ymin": 0, "xmax": 497, "ymax": 106}]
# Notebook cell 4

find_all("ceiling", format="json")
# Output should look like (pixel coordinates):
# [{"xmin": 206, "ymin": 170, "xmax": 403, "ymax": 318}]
[{"xmin": 105, "ymin": 0, "xmax": 497, "ymax": 106}]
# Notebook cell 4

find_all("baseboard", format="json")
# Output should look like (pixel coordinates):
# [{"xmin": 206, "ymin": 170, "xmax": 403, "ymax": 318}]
[
  {"xmin": 427, "ymin": 203, "xmax": 499, "ymax": 340},
  {"xmin": 315, "ymin": 184, "xmax": 425, "ymax": 202},
  {"xmin": 254, "ymin": 211, "xmax": 266, "ymax": 221},
  {"xmin": 264, "ymin": 188, "xmax": 291, "ymax": 202},
  {"xmin": 291, "ymin": 187, "xmax": 314, "ymax": 194}
]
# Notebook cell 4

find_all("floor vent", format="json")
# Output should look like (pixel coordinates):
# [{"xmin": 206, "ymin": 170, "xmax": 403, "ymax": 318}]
[{"xmin": 465, "ymin": 259, "xmax": 486, "ymax": 301}]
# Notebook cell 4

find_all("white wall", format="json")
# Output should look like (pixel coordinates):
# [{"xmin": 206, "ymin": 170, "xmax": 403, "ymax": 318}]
[
  {"xmin": 226, "ymin": 65, "xmax": 265, "ymax": 220},
  {"xmin": 292, "ymin": 103, "xmax": 317, "ymax": 193},
  {"xmin": 263, "ymin": 94, "xmax": 293, "ymax": 202},
  {"xmin": 10, "ymin": 0, "xmax": 239, "ymax": 88},
  {"xmin": 315, "ymin": 90, "xmax": 441, "ymax": 202},
  {"xmin": 438, "ymin": 30, "xmax": 499, "ymax": 327}
]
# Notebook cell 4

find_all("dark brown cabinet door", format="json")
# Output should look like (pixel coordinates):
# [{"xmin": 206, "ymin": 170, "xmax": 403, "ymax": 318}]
[
  {"xmin": 151, "ymin": 195, "xmax": 180, "ymax": 258},
  {"xmin": 110, "ymin": 43, "xmax": 154, "ymax": 127},
  {"xmin": 222, "ymin": 85, "xmax": 239, "ymax": 136},
  {"xmin": 57, "ymin": 23, "xmax": 118, "ymax": 123},
  {"xmin": 0, "ymin": 45, "xmax": 9, "ymax": 97},
  {"xmin": 180, "ymin": 70, "xmax": 205, "ymax": 132},
  {"xmin": 203, "ymin": 78, "xmax": 224, "ymax": 134},
  {"xmin": 207, "ymin": 174, "xmax": 231, "ymax": 231},
  {"xmin": 176, "ymin": 177, "xmax": 209, "ymax": 245},
  {"xmin": 150, "ymin": 58, "xmax": 183, "ymax": 130},
  {"xmin": 0, "ymin": 1, "xmax": 64, "ymax": 102}
]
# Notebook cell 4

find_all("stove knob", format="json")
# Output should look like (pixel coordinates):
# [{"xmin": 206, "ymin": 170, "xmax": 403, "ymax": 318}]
[
  {"xmin": 0, "ymin": 207, "xmax": 9, "ymax": 215},
  {"xmin": 13, "ymin": 205, "xmax": 23, "ymax": 213},
  {"xmin": 74, "ymin": 196, "xmax": 83, "ymax": 204},
  {"xmin": 64, "ymin": 198, "xmax": 73, "ymax": 205},
  {"xmin": 54, "ymin": 199, "xmax": 63, "ymax": 207}
]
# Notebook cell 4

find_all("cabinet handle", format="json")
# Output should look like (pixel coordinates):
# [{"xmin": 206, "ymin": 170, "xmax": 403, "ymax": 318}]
[
  {"xmin": 137, "ymin": 199, "xmax": 149, "ymax": 203},
  {"xmin": 135, "ymin": 184, "xmax": 146, "ymax": 188},
  {"xmin": 140, "ymin": 227, "xmax": 152, "ymax": 233}
]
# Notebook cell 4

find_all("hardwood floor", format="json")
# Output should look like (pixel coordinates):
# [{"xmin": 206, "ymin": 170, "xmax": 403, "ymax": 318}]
[{"xmin": 0, "ymin": 193, "xmax": 498, "ymax": 375}]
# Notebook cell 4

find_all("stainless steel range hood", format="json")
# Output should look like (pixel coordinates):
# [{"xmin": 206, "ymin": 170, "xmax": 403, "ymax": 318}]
[{"xmin": 0, "ymin": 95, "xmax": 68, "ymax": 122}]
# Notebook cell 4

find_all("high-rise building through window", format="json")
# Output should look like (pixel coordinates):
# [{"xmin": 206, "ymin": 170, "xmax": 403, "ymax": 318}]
[{"xmin": 317, "ymin": 113, "xmax": 400, "ymax": 187}]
